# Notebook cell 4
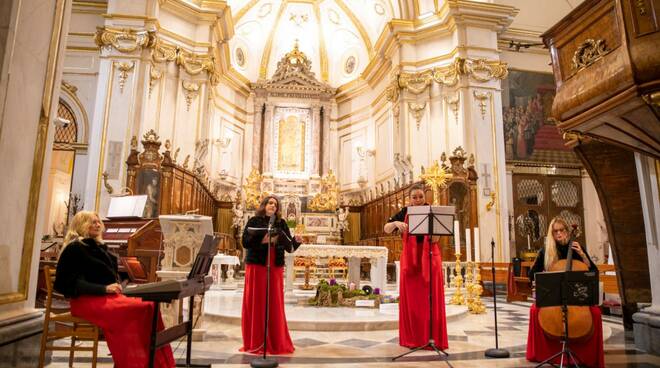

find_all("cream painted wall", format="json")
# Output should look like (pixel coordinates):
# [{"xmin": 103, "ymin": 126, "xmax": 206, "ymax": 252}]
[
  {"xmin": 0, "ymin": 0, "xmax": 71, "ymax": 315},
  {"xmin": 494, "ymin": 0, "xmax": 585, "ymax": 33}
]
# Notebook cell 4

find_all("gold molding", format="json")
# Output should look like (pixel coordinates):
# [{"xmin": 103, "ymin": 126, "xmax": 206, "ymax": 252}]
[
  {"xmin": 72, "ymin": 0, "xmax": 107, "ymax": 8},
  {"xmin": 572, "ymin": 38, "xmax": 609, "ymax": 71},
  {"xmin": 182, "ymin": 80, "xmax": 201, "ymax": 111},
  {"xmin": 2, "ymin": 0, "xmax": 67, "ymax": 305},
  {"xmin": 408, "ymin": 102, "xmax": 426, "ymax": 129},
  {"xmin": 94, "ymin": 26, "xmax": 157, "ymax": 53},
  {"xmin": 445, "ymin": 93, "xmax": 459, "ymax": 124},
  {"xmin": 313, "ymin": 1, "xmax": 329, "ymax": 82},
  {"xmin": 233, "ymin": 0, "xmax": 260, "ymax": 24},
  {"xmin": 95, "ymin": 26, "xmax": 220, "ymax": 85},
  {"xmin": 116, "ymin": 61, "xmax": 135, "ymax": 93},
  {"xmin": 473, "ymin": 90, "xmax": 489, "ymax": 119},
  {"xmin": 66, "ymin": 46, "xmax": 100, "ymax": 52},
  {"xmin": 95, "ymin": 63, "xmax": 116, "ymax": 211},
  {"xmin": 214, "ymin": 92, "xmax": 248, "ymax": 115},
  {"xmin": 259, "ymin": 0, "xmax": 288, "ymax": 79},
  {"xmin": 149, "ymin": 63, "xmax": 163, "ymax": 97},
  {"xmin": 335, "ymin": 0, "xmax": 375, "ymax": 58}
]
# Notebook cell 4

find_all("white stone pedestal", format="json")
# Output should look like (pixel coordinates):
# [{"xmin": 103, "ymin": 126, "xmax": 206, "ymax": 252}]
[{"xmin": 156, "ymin": 270, "xmax": 207, "ymax": 341}]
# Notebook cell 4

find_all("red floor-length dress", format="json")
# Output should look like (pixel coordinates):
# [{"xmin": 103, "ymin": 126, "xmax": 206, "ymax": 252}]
[
  {"xmin": 526, "ymin": 305, "xmax": 605, "ymax": 368},
  {"xmin": 399, "ymin": 216, "xmax": 449, "ymax": 349},
  {"xmin": 70, "ymin": 294, "xmax": 175, "ymax": 368},
  {"xmin": 240, "ymin": 247, "xmax": 294, "ymax": 355}
]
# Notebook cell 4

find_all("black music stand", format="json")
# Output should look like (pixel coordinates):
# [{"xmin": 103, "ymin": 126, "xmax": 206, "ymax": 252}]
[
  {"xmin": 485, "ymin": 239, "xmax": 510, "ymax": 359},
  {"xmin": 534, "ymin": 270, "xmax": 598, "ymax": 368},
  {"xmin": 392, "ymin": 205, "xmax": 454, "ymax": 361}
]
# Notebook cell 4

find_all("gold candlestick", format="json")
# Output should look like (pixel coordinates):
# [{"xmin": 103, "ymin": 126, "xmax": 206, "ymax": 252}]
[
  {"xmin": 468, "ymin": 263, "xmax": 486, "ymax": 314},
  {"xmin": 465, "ymin": 261, "xmax": 474, "ymax": 310},
  {"xmin": 449, "ymin": 252, "xmax": 465, "ymax": 305}
]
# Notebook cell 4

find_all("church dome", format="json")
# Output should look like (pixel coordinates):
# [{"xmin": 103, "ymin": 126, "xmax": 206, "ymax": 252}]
[{"xmin": 227, "ymin": 0, "xmax": 395, "ymax": 87}]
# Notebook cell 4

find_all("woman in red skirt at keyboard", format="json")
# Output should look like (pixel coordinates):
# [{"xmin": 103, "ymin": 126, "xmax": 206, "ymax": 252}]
[
  {"xmin": 384, "ymin": 184, "xmax": 448, "ymax": 350},
  {"xmin": 240, "ymin": 196, "xmax": 302, "ymax": 355},
  {"xmin": 55, "ymin": 211, "xmax": 175, "ymax": 368}
]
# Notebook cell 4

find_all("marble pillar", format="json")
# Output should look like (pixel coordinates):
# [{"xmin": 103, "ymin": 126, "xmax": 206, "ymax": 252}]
[{"xmin": 633, "ymin": 153, "xmax": 660, "ymax": 355}]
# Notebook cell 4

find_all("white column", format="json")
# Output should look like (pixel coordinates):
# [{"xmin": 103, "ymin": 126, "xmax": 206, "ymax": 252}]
[
  {"xmin": 635, "ymin": 153, "xmax": 660, "ymax": 312},
  {"xmin": 262, "ymin": 103, "xmax": 274, "ymax": 174},
  {"xmin": 311, "ymin": 105, "xmax": 321, "ymax": 175}
]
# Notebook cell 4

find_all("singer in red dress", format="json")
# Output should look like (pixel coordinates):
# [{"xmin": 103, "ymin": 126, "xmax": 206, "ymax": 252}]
[
  {"xmin": 240, "ymin": 196, "xmax": 302, "ymax": 355},
  {"xmin": 54, "ymin": 211, "xmax": 175, "ymax": 368},
  {"xmin": 384, "ymin": 184, "xmax": 449, "ymax": 350}
]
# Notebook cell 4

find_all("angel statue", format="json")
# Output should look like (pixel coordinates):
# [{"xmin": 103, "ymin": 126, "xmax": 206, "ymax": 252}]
[
  {"xmin": 232, "ymin": 202, "xmax": 245, "ymax": 230},
  {"xmin": 336, "ymin": 206, "xmax": 350, "ymax": 232}
]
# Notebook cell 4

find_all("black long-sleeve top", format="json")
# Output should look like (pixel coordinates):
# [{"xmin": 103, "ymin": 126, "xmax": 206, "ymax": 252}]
[
  {"xmin": 387, "ymin": 206, "xmax": 426, "ymax": 244},
  {"xmin": 528, "ymin": 241, "xmax": 598, "ymax": 282},
  {"xmin": 54, "ymin": 238, "xmax": 119, "ymax": 298},
  {"xmin": 242, "ymin": 215, "xmax": 301, "ymax": 266}
]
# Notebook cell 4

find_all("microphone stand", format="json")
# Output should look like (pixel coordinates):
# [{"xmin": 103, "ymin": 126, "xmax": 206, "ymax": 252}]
[
  {"xmin": 485, "ymin": 238, "xmax": 510, "ymax": 358},
  {"xmin": 250, "ymin": 216, "xmax": 279, "ymax": 368}
]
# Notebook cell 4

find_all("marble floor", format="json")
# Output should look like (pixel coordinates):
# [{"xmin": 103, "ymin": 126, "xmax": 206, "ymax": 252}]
[{"xmin": 46, "ymin": 292, "xmax": 660, "ymax": 367}]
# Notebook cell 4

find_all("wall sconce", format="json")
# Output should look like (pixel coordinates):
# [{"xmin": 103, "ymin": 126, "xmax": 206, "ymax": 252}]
[
  {"xmin": 356, "ymin": 146, "xmax": 375, "ymax": 158},
  {"xmin": 215, "ymin": 137, "xmax": 231, "ymax": 148}
]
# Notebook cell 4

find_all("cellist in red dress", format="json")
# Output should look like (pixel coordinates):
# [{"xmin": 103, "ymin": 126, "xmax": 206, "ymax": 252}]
[
  {"xmin": 384, "ymin": 184, "xmax": 449, "ymax": 350},
  {"xmin": 240, "ymin": 196, "xmax": 302, "ymax": 355},
  {"xmin": 54, "ymin": 211, "xmax": 175, "ymax": 368},
  {"xmin": 526, "ymin": 217, "xmax": 604, "ymax": 368}
]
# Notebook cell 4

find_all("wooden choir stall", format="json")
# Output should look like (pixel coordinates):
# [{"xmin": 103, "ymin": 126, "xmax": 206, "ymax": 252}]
[{"xmin": 101, "ymin": 130, "xmax": 236, "ymax": 283}]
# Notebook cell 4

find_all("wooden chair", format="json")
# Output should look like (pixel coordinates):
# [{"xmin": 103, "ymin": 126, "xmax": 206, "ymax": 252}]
[
  {"xmin": 119, "ymin": 256, "xmax": 149, "ymax": 284},
  {"xmin": 38, "ymin": 266, "xmax": 99, "ymax": 368}
]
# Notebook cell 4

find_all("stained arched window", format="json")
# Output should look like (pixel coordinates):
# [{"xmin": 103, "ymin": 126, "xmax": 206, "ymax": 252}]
[{"xmin": 54, "ymin": 100, "xmax": 78, "ymax": 145}]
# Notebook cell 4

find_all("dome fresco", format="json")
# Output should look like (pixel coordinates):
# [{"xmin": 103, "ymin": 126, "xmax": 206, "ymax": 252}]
[{"xmin": 228, "ymin": 0, "xmax": 395, "ymax": 86}]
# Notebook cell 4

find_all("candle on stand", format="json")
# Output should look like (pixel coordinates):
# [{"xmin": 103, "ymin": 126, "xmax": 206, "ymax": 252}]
[
  {"xmin": 454, "ymin": 220, "xmax": 461, "ymax": 254},
  {"xmin": 474, "ymin": 227, "xmax": 480, "ymax": 263},
  {"xmin": 465, "ymin": 228, "xmax": 472, "ymax": 262}
]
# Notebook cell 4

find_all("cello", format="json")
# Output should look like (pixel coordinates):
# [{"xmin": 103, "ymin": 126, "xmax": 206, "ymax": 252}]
[{"xmin": 537, "ymin": 226, "xmax": 594, "ymax": 341}]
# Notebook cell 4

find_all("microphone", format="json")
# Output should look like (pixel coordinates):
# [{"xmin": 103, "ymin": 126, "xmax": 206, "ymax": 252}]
[{"xmin": 268, "ymin": 214, "xmax": 276, "ymax": 228}]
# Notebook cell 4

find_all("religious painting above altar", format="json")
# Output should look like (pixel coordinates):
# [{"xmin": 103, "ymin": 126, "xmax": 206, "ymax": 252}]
[{"xmin": 273, "ymin": 107, "xmax": 311, "ymax": 176}]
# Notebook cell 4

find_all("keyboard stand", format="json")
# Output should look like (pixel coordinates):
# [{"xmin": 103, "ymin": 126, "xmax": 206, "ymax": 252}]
[{"xmin": 147, "ymin": 290, "xmax": 209, "ymax": 368}]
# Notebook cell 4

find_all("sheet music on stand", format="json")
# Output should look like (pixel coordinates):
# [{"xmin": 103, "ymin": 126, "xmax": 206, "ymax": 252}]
[
  {"xmin": 106, "ymin": 195, "xmax": 147, "ymax": 218},
  {"xmin": 407, "ymin": 205, "xmax": 455, "ymax": 235}
]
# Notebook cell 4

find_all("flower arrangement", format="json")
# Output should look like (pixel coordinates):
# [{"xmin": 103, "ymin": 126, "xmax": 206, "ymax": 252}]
[{"xmin": 307, "ymin": 279, "xmax": 383, "ymax": 307}]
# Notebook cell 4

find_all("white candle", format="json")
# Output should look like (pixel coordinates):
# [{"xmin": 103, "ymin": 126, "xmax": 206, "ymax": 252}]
[
  {"xmin": 474, "ymin": 227, "xmax": 480, "ymax": 263},
  {"xmin": 465, "ymin": 228, "xmax": 472, "ymax": 262},
  {"xmin": 454, "ymin": 220, "xmax": 461, "ymax": 254}
]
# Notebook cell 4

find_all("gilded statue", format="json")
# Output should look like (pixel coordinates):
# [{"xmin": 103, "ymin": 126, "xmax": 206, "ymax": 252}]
[
  {"xmin": 308, "ymin": 170, "xmax": 338, "ymax": 212},
  {"xmin": 244, "ymin": 168, "xmax": 263, "ymax": 210}
]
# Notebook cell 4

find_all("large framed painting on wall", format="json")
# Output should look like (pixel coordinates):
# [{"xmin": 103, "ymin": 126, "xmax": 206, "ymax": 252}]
[
  {"xmin": 136, "ymin": 170, "xmax": 160, "ymax": 218},
  {"xmin": 502, "ymin": 70, "xmax": 579, "ymax": 166}
]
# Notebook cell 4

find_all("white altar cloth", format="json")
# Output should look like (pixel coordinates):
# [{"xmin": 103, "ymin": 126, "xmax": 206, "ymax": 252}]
[{"xmin": 284, "ymin": 244, "xmax": 388, "ymax": 294}]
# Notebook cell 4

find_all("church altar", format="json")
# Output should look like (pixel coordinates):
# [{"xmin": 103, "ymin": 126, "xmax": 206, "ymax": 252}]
[{"xmin": 284, "ymin": 244, "xmax": 388, "ymax": 295}]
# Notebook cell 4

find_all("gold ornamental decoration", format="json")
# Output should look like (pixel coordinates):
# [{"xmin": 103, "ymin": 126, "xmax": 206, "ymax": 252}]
[
  {"xmin": 95, "ymin": 27, "xmax": 156, "ymax": 53},
  {"xmin": 420, "ymin": 160, "xmax": 453, "ymax": 205},
  {"xmin": 394, "ymin": 58, "xmax": 507, "ymax": 96},
  {"xmin": 308, "ymin": 170, "xmax": 339, "ymax": 212},
  {"xmin": 95, "ymin": 26, "xmax": 220, "ymax": 86},
  {"xmin": 572, "ymin": 39, "xmax": 608, "ymax": 70},
  {"xmin": 244, "ymin": 168, "xmax": 263, "ymax": 210}
]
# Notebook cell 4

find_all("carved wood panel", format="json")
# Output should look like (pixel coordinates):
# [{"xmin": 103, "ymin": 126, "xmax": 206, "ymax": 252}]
[{"xmin": 512, "ymin": 174, "xmax": 585, "ymax": 257}]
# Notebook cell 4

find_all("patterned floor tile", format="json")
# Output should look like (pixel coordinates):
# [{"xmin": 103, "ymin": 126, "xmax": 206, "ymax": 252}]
[{"xmin": 335, "ymin": 338, "xmax": 381, "ymax": 348}]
